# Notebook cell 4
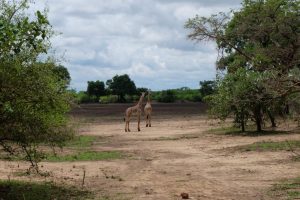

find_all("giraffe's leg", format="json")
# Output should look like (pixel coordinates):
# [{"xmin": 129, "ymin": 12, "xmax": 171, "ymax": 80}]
[
  {"xmin": 127, "ymin": 115, "xmax": 131, "ymax": 132},
  {"xmin": 128, "ymin": 120, "xmax": 131, "ymax": 132},
  {"xmin": 149, "ymin": 114, "xmax": 152, "ymax": 127},
  {"xmin": 125, "ymin": 116, "xmax": 127, "ymax": 132},
  {"xmin": 138, "ymin": 113, "xmax": 141, "ymax": 131},
  {"xmin": 146, "ymin": 114, "xmax": 149, "ymax": 127}
]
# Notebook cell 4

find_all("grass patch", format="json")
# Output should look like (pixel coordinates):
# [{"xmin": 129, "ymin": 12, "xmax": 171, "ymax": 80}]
[
  {"xmin": 45, "ymin": 151, "xmax": 123, "ymax": 162},
  {"xmin": 147, "ymin": 134, "xmax": 199, "ymax": 141},
  {"xmin": 238, "ymin": 140, "xmax": 300, "ymax": 152},
  {"xmin": 269, "ymin": 177, "xmax": 300, "ymax": 199},
  {"xmin": 65, "ymin": 135, "xmax": 97, "ymax": 148},
  {"xmin": 206, "ymin": 126, "xmax": 292, "ymax": 136},
  {"xmin": 0, "ymin": 180, "xmax": 92, "ymax": 200},
  {"xmin": 148, "ymin": 136, "xmax": 179, "ymax": 141},
  {"xmin": 205, "ymin": 126, "xmax": 242, "ymax": 135}
]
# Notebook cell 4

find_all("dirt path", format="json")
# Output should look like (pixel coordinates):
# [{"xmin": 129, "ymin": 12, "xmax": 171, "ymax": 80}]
[{"xmin": 0, "ymin": 103, "xmax": 299, "ymax": 199}]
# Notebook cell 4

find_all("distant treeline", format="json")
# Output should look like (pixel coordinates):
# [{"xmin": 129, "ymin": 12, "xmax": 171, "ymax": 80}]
[{"xmin": 72, "ymin": 74, "xmax": 215, "ymax": 104}]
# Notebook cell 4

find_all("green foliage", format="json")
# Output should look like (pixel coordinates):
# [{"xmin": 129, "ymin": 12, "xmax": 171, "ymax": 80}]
[
  {"xmin": 175, "ymin": 87, "xmax": 202, "ymax": 102},
  {"xmin": 186, "ymin": 0, "xmax": 300, "ymax": 131},
  {"xmin": 239, "ymin": 140, "xmax": 300, "ymax": 151},
  {"xmin": 136, "ymin": 87, "xmax": 148, "ymax": 95},
  {"xmin": 0, "ymin": 0, "xmax": 73, "ymax": 170},
  {"xmin": 269, "ymin": 177, "xmax": 300, "ymax": 200},
  {"xmin": 99, "ymin": 95, "xmax": 119, "ymax": 104},
  {"xmin": 75, "ymin": 91, "xmax": 98, "ymax": 103},
  {"xmin": 157, "ymin": 90, "xmax": 176, "ymax": 103},
  {"xmin": 45, "ymin": 151, "xmax": 122, "ymax": 162},
  {"xmin": 0, "ymin": 180, "xmax": 92, "ymax": 200},
  {"xmin": 199, "ymin": 80, "xmax": 216, "ymax": 97},
  {"xmin": 0, "ymin": 0, "xmax": 52, "ymax": 63},
  {"xmin": 52, "ymin": 65, "xmax": 71, "ymax": 86},
  {"xmin": 124, "ymin": 94, "xmax": 139, "ymax": 103},
  {"xmin": 106, "ymin": 74, "xmax": 137, "ymax": 102},
  {"xmin": 87, "ymin": 80, "xmax": 105, "ymax": 99},
  {"xmin": 65, "ymin": 135, "xmax": 97, "ymax": 148},
  {"xmin": 205, "ymin": 68, "xmax": 273, "ymax": 131},
  {"xmin": 152, "ymin": 88, "xmax": 202, "ymax": 102}
]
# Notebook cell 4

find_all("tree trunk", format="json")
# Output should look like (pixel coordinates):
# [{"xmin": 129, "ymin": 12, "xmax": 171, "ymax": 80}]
[
  {"xmin": 241, "ymin": 112, "xmax": 245, "ymax": 132},
  {"xmin": 267, "ymin": 110, "xmax": 276, "ymax": 127},
  {"xmin": 241, "ymin": 119, "xmax": 245, "ymax": 132},
  {"xmin": 254, "ymin": 105, "xmax": 262, "ymax": 132},
  {"xmin": 285, "ymin": 104, "xmax": 290, "ymax": 115}
]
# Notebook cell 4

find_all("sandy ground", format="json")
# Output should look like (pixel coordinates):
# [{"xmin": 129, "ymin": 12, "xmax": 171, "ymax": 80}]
[{"xmin": 0, "ymin": 103, "xmax": 299, "ymax": 199}]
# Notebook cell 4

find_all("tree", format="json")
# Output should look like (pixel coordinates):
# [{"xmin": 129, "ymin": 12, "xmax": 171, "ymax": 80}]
[
  {"xmin": 158, "ymin": 90, "xmax": 176, "ymax": 103},
  {"xmin": 199, "ymin": 80, "xmax": 216, "ymax": 97},
  {"xmin": 136, "ymin": 87, "xmax": 148, "ymax": 95},
  {"xmin": 186, "ymin": 0, "xmax": 300, "ymax": 131},
  {"xmin": 87, "ymin": 80, "xmax": 105, "ymax": 100},
  {"xmin": 52, "ymin": 65, "xmax": 71, "ymax": 86},
  {"xmin": 106, "ymin": 74, "xmax": 137, "ymax": 102},
  {"xmin": 0, "ymin": 0, "xmax": 73, "ymax": 171}
]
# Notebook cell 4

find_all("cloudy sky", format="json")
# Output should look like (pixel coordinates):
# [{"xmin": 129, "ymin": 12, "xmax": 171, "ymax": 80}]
[{"xmin": 33, "ymin": 0, "xmax": 242, "ymax": 91}]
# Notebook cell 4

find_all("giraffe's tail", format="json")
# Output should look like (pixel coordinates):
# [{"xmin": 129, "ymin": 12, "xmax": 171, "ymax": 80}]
[{"xmin": 123, "ymin": 117, "xmax": 125, "ymax": 122}]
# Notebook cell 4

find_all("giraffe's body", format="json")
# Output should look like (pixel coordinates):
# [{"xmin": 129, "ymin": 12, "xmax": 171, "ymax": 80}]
[
  {"xmin": 124, "ymin": 92, "xmax": 145, "ymax": 132},
  {"xmin": 144, "ymin": 91, "xmax": 152, "ymax": 127}
]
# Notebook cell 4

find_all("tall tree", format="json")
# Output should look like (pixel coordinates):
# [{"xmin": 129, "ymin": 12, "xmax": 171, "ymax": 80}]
[
  {"xmin": 0, "ymin": 0, "xmax": 73, "ymax": 171},
  {"xmin": 199, "ymin": 80, "xmax": 216, "ymax": 97},
  {"xmin": 52, "ymin": 65, "xmax": 71, "ymax": 86},
  {"xmin": 186, "ymin": 0, "xmax": 300, "ymax": 131},
  {"xmin": 87, "ymin": 80, "xmax": 105, "ymax": 99},
  {"xmin": 106, "ymin": 74, "xmax": 137, "ymax": 102}
]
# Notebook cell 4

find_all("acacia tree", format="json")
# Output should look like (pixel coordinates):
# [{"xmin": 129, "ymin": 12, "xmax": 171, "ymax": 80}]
[
  {"xmin": 106, "ymin": 74, "xmax": 137, "ymax": 102},
  {"xmin": 87, "ymin": 80, "xmax": 105, "ymax": 100},
  {"xmin": 186, "ymin": 0, "xmax": 300, "ymax": 131},
  {"xmin": 0, "ymin": 0, "xmax": 73, "ymax": 171}
]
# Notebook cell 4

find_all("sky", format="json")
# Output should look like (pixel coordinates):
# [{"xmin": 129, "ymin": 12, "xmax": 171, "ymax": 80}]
[{"xmin": 33, "ymin": 0, "xmax": 242, "ymax": 91}]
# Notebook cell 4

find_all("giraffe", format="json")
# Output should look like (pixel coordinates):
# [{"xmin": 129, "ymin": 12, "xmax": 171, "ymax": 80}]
[
  {"xmin": 144, "ymin": 90, "xmax": 152, "ymax": 127},
  {"xmin": 124, "ymin": 92, "xmax": 145, "ymax": 132}
]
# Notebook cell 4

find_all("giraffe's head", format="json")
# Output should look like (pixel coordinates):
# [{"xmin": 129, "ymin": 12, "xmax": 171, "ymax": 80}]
[{"xmin": 138, "ymin": 92, "xmax": 146, "ymax": 104}]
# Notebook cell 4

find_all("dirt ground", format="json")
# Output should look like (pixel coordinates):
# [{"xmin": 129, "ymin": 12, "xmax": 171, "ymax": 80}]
[{"xmin": 1, "ymin": 102, "xmax": 300, "ymax": 199}]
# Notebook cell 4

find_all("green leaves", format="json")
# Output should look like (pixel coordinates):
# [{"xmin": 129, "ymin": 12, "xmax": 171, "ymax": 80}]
[
  {"xmin": 0, "ymin": 1, "xmax": 52, "ymax": 63},
  {"xmin": 107, "ymin": 74, "xmax": 137, "ymax": 102},
  {"xmin": 0, "ymin": 0, "xmax": 72, "ymax": 170},
  {"xmin": 186, "ymin": 0, "xmax": 300, "ymax": 131}
]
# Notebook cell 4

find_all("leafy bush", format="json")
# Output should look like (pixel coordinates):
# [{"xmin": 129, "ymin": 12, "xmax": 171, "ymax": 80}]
[
  {"xmin": 99, "ymin": 95, "xmax": 118, "ymax": 104},
  {"xmin": 76, "ymin": 92, "xmax": 98, "ymax": 103},
  {"xmin": 158, "ymin": 90, "xmax": 176, "ymax": 103},
  {"xmin": 0, "ymin": 1, "xmax": 73, "ymax": 170}
]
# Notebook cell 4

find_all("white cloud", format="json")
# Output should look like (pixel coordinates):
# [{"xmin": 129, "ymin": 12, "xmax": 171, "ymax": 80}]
[{"xmin": 32, "ymin": 0, "xmax": 242, "ymax": 91}]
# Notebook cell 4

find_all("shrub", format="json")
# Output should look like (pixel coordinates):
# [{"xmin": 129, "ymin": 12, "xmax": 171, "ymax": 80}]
[
  {"xmin": 158, "ymin": 90, "xmax": 176, "ymax": 103},
  {"xmin": 99, "ymin": 95, "xmax": 118, "ymax": 104}
]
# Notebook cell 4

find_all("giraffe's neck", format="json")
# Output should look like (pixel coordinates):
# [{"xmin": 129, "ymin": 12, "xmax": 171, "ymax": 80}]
[
  {"xmin": 137, "ymin": 95, "xmax": 144, "ymax": 106},
  {"xmin": 147, "ymin": 94, "xmax": 151, "ymax": 103}
]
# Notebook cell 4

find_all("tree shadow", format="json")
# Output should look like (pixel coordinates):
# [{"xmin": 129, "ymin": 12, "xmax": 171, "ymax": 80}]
[
  {"xmin": 0, "ymin": 180, "xmax": 92, "ymax": 200},
  {"xmin": 225, "ymin": 128, "xmax": 299, "ymax": 137}
]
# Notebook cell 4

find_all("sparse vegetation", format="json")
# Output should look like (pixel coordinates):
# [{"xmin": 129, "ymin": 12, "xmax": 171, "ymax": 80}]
[
  {"xmin": 65, "ymin": 135, "xmax": 97, "ymax": 148},
  {"xmin": 238, "ymin": 141, "xmax": 300, "ymax": 152},
  {"xmin": 269, "ymin": 177, "xmax": 300, "ymax": 200},
  {"xmin": 0, "ymin": 0, "xmax": 74, "ymax": 170},
  {"xmin": 45, "ymin": 151, "xmax": 123, "ymax": 162},
  {"xmin": 0, "ymin": 180, "xmax": 92, "ymax": 200}
]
